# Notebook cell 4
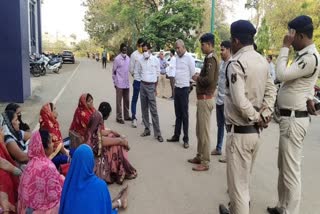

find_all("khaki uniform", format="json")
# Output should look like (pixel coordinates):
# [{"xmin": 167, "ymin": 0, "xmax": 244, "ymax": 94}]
[
  {"xmin": 275, "ymin": 44, "xmax": 319, "ymax": 214},
  {"xmin": 224, "ymin": 45, "xmax": 276, "ymax": 214},
  {"xmin": 195, "ymin": 52, "xmax": 219, "ymax": 166}
]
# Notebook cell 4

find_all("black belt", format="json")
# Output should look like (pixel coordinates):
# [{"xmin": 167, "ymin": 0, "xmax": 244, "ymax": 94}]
[
  {"xmin": 279, "ymin": 109, "xmax": 308, "ymax": 118},
  {"xmin": 226, "ymin": 124, "xmax": 259, "ymax": 134},
  {"xmin": 141, "ymin": 81, "xmax": 156, "ymax": 85}
]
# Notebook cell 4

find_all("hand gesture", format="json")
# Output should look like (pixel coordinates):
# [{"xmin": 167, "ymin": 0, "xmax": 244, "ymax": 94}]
[
  {"xmin": 306, "ymin": 99, "xmax": 316, "ymax": 115},
  {"xmin": 283, "ymin": 28, "xmax": 296, "ymax": 48}
]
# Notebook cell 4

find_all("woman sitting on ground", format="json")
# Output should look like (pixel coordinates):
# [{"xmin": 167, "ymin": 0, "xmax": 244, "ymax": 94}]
[
  {"xmin": 40, "ymin": 103, "xmax": 70, "ymax": 168},
  {"xmin": 59, "ymin": 144, "xmax": 128, "ymax": 214},
  {"xmin": 5, "ymin": 103, "xmax": 30, "ymax": 132},
  {"xmin": 86, "ymin": 102, "xmax": 137, "ymax": 185},
  {"xmin": 1, "ymin": 111, "xmax": 31, "ymax": 165},
  {"xmin": 18, "ymin": 130, "xmax": 64, "ymax": 214},
  {"xmin": 69, "ymin": 93, "xmax": 95, "ymax": 146},
  {"xmin": 0, "ymin": 127, "xmax": 21, "ymax": 214}
]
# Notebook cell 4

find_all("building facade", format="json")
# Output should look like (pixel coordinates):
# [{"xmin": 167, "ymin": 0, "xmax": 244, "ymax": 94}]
[{"xmin": 0, "ymin": 0, "xmax": 42, "ymax": 102}]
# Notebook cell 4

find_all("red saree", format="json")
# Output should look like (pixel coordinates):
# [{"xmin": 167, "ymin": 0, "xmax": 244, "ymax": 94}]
[
  {"xmin": 39, "ymin": 103, "xmax": 63, "ymax": 159},
  {"xmin": 0, "ymin": 142, "xmax": 19, "ymax": 209},
  {"xmin": 69, "ymin": 94, "xmax": 96, "ymax": 138}
]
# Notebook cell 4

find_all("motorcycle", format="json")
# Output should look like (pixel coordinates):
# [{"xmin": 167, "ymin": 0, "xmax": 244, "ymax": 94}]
[
  {"xmin": 40, "ymin": 54, "xmax": 62, "ymax": 74},
  {"xmin": 29, "ymin": 55, "xmax": 45, "ymax": 77}
]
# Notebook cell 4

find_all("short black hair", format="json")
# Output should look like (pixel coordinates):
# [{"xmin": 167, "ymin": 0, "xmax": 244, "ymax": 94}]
[
  {"xmin": 120, "ymin": 43, "xmax": 127, "ymax": 51},
  {"xmin": 142, "ymin": 42, "xmax": 151, "ymax": 49},
  {"xmin": 137, "ymin": 38, "xmax": 144, "ymax": 45},
  {"xmin": 232, "ymin": 34, "xmax": 254, "ymax": 46},
  {"xmin": 98, "ymin": 102, "xmax": 112, "ymax": 120},
  {"xmin": 199, "ymin": 33, "xmax": 215, "ymax": 45},
  {"xmin": 170, "ymin": 49, "xmax": 175, "ymax": 55},
  {"xmin": 267, "ymin": 55, "xmax": 273, "ymax": 60},
  {"xmin": 220, "ymin": 41, "xmax": 231, "ymax": 49},
  {"xmin": 5, "ymin": 103, "xmax": 20, "ymax": 112},
  {"xmin": 86, "ymin": 93, "xmax": 93, "ymax": 102},
  {"xmin": 39, "ymin": 129, "xmax": 51, "ymax": 149},
  {"xmin": 303, "ymin": 30, "xmax": 313, "ymax": 39}
]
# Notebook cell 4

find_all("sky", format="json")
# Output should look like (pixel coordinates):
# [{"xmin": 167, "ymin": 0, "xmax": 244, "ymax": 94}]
[
  {"xmin": 41, "ymin": 0, "xmax": 251, "ymax": 41},
  {"xmin": 41, "ymin": 0, "xmax": 89, "ymax": 40}
]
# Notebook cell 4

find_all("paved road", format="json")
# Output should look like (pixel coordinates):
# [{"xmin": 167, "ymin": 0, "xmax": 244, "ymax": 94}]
[{"xmin": 1, "ymin": 59, "xmax": 319, "ymax": 214}]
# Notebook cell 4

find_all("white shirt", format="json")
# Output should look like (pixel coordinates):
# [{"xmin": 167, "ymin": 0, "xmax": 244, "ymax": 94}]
[
  {"xmin": 175, "ymin": 52, "xmax": 195, "ymax": 87},
  {"xmin": 166, "ymin": 56, "xmax": 176, "ymax": 77},
  {"xmin": 138, "ymin": 55, "xmax": 160, "ymax": 83},
  {"xmin": 269, "ymin": 62, "xmax": 276, "ymax": 81},
  {"xmin": 129, "ymin": 50, "xmax": 143, "ymax": 81}
]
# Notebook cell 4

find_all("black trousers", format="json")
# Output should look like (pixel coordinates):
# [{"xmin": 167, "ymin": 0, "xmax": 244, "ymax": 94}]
[{"xmin": 173, "ymin": 87, "xmax": 189, "ymax": 142}]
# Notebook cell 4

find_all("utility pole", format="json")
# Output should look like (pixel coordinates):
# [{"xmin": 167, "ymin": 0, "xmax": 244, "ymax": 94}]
[{"xmin": 210, "ymin": 0, "xmax": 215, "ymax": 34}]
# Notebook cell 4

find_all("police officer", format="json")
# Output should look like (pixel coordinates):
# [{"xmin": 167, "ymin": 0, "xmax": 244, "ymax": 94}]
[
  {"xmin": 219, "ymin": 20, "xmax": 277, "ymax": 214},
  {"xmin": 267, "ymin": 15, "xmax": 320, "ymax": 214},
  {"xmin": 187, "ymin": 33, "xmax": 219, "ymax": 171}
]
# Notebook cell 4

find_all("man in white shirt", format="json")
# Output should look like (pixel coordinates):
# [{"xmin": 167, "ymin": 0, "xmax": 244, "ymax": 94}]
[
  {"xmin": 267, "ymin": 55, "xmax": 276, "ymax": 81},
  {"xmin": 167, "ymin": 39, "xmax": 196, "ymax": 149},
  {"xmin": 138, "ymin": 42, "xmax": 163, "ymax": 142},
  {"xmin": 166, "ymin": 49, "xmax": 176, "ymax": 99},
  {"xmin": 129, "ymin": 38, "xmax": 144, "ymax": 128}
]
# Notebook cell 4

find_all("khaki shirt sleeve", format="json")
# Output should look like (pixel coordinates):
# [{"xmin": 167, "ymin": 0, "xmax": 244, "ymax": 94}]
[
  {"xmin": 228, "ymin": 62, "xmax": 260, "ymax": 122},
  {"xmin": 262, "ymin": 71, "xmax": 277, "ymax": 116},
  {"xmin": 276, "ymin": 47, "xmax": 317, "ymax": 82},
  {"xmin": 198, "ymin": 57, "xmax": 218, "ymax": 89}
]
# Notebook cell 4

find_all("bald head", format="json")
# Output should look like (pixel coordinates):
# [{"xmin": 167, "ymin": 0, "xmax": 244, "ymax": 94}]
[{"xmin": 175, "ymin": 39, "xmax": 186, "ymax": 57}]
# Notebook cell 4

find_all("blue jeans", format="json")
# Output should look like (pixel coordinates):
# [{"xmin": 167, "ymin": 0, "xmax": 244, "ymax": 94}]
[
  {"xmin": 216, "ymin": 104, "xmax": 225, "ymax": 152},
  {"xmin": 131, "ymin": 80, "xmax": 141, "ymax": 120}
]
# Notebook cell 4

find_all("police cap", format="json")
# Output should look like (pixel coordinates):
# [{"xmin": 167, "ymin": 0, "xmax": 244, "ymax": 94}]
[
  {"xmin": 288, "ymin": 15, "xmax": 313, "ymax": 33},
  {"xmin": 231, "ymin": 20, "xmax": 256, "ymax": 38}
]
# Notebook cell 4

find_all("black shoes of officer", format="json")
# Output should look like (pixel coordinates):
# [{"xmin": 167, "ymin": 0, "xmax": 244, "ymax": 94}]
[
  {"xmin": 167, "ymin": 136, "xmax": 179, "ymax": 142},
  {"xmin": 219, "ymin": 204, "xmax": 230, "ymax": 214},
  {"xmin": 116, "ymin": 119, "xmax": 125, "ymax": 124},
  {"xmin": 183, "ymin": 142, "xmax": 189, "ymax": 149},
  {"xmin": 157, "ymin": 136, "xmax": 164, "ymax": 142},
  {"xmin": 267, "ymin": 207, "xmax": 283, "ymax": 214}
]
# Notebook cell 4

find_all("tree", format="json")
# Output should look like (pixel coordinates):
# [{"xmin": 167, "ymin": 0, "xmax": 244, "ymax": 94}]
[
  {"xmin": 255, "ymin": 18, "xmax": 270, "ymax": 54},
  {"xmin": 141, "ymin": 0, "xmax": 205, "ymax": 51}
]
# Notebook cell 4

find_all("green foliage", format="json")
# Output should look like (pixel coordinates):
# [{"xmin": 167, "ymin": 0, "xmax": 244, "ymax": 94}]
[
  {"xmin": 141, "ymin": 0, "xmax": 205, "ymax": 51},
  {"xmin": 73, "ymin": 39, "xmax": 103, "ymax": 57},
  {"xmin": 255, "ymin": 18, "xmax": 270, "ymax": 54},
  {"xmin": 259, "ymin": 0, "xmax": 320, "ymax": 51}
]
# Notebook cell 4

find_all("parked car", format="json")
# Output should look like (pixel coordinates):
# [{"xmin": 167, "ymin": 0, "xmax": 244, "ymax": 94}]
[
  {"xmin": 62, "ymin": 50, "xmax": 75, "ymax": 64},
  {"xmin": 195, "ymin": 58, "xmax": 204, "ymax": 74}
]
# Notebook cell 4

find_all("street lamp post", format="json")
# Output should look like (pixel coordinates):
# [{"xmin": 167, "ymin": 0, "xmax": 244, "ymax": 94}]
[{"xmin": 210, "ymin": 0, "xmax": 215, "ymax": 34}]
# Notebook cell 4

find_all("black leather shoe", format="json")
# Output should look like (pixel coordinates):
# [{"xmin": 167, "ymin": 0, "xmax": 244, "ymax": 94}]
[
  {"xmin": 124, "ymin": 117, "xmax": 132, "ymax": 121},
  {"xmin": 167, "ymin": 136, "xmax": 179, "ymax": 142},
  {"xmin": 267, "ymin": 207, "xmax": 282, "ymax": 214},
  {"xmin": 219, "ymin": 204, "xmax": 230, "ymax": 214},
  {"xmin": 183, "ymin": 142, "xmax": 189, "ymax": 149},
  {"xmin": 157, "ymin": 136, "xmax": 164, "ymax": 142},
  {"xmin": 140, "ymin": 129, "xmax": 151, "ymax": 137},
  {"xmin": 116, "ymin": 119, "xmax": 125, "ymax": 124}
]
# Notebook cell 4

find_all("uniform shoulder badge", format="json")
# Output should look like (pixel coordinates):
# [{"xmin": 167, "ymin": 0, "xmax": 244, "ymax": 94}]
[
  {"xmin": 231, "ymin": 73, "xmax": 237, "ymax": 84},
  {"xmin": 298, "ymin": 59, "xmax": 307, "ymax": 70}
]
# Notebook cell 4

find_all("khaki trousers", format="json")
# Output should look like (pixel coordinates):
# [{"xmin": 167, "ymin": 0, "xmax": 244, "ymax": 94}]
[
  {"xmin": 277, "ymin": 117, "xmax": 309, "ymax": 214},
  {"xmin": 226, "ymin": 130, "xmax": 261, "ymax": 214},
  {"xmin": 159, "ymin": 74, "xmax": 167, "ymax": 97},
  {"xmin": 196, "ymin": 99, "xmax": 213, "ymax": 166}
]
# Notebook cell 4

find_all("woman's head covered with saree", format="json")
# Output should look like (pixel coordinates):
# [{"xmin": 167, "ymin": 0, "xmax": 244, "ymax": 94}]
[
  {"xmin": 59, "ymin": 144, "xmax": 113, "ymax": 214},
  {"xmin": 18, "ymin": 130, "xmax": 63, "ymax": 211},
  {"xmin": 69, "ymin": 93, "xmax": 96, "ymax": 137},
  {"xmin": 39, "ymin": 103, "xmax": 63, "ymax": 151}
]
